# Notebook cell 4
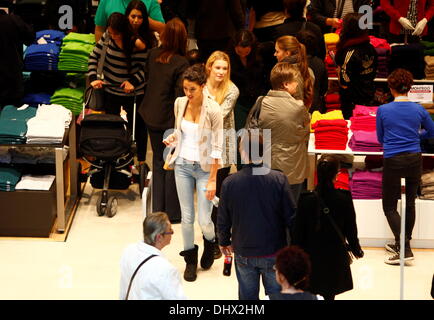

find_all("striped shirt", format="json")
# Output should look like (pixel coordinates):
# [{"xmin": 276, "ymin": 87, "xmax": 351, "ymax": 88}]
[
  {"xmin": 88, "ymin": 32, "xmax": 147, "ymax": 96},
  {"xmin": 333, "ymin": 0, "xmax": 355, "ymax": 19}
]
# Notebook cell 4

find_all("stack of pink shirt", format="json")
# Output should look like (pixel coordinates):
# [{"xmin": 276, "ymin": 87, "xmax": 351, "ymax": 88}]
[
  {"xmin": 312, "ymin": 119, "xmax": 349, "ymax": 150},
  {"xmin": 349, "ymin": 105, "xmax": 381, "ymax": 151},
  {"xmin": 350, "ymin": 169, "xmax": 383, "ymax": 199}
]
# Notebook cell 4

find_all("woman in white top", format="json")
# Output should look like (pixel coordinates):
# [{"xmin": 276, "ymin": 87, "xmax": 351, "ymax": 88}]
[
  {"xmin": 204, "ymin": 51, "xmax": 239, "ymax": 259},
  {"xmin": 163, "ymin": 64, "xmax": 223, "ymax": 282}
]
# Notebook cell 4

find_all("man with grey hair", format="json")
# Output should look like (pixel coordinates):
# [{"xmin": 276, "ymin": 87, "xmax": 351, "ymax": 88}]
[{"xmin": 119, "ymin": 212, "xmax": 187, "ymax": 300}]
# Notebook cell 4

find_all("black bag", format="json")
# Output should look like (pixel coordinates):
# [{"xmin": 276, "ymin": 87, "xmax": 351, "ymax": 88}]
[{"xmin": 244, "ymin": 96, "xmax": 265, "ymax": 129}]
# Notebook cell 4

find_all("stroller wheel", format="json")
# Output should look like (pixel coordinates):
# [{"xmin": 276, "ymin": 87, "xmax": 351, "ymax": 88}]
[
  {"xmin": 139, "ymin": 163, "xmax": 150, "ymax": 199},
  {"xmin": 106, "ymin": 196, "xmax": 118, "ymax": 218},
  {"xmin": 96, "ymin": 195, "xmax": 106, "ymax": 216}
]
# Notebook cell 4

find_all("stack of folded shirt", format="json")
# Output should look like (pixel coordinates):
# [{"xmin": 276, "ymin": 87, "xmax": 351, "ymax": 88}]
[
  {"xmin": 0, "ymin": 105, "xmax": 37, "ymax": 144},
  {"xmin": 312, "ymin": 119, "xmax": 349, "ymax": 150},
  {"xmin": 24, "ymin": 43, "xmax": 60, "ymax": 71},
  {"xmin": 0, "ymin": 166, "xmax": 22, "ymax": 192},
  {"xmin": 350, "ymin": 105, "xmax": 378, "ymax": 131},
  {"xmin": 421, "ymin": 40, "xmax": 434, "ymax": 56},
  {"xmin": 325, "ymin": 54, "xmax": 338, "ymax": 78},
  {"xmin": 334, "ymin": 168, "xmax": 350, "ymax": 190},
  {"xmin": 348, "ymin": 130, "xmax": 383, "ymax": 152},
  {"xmin": 311, "ymin": 109, "xmax": 344, "ymax": 131},
  {"xmin": 21, "ymin": 93, "xmax": 52, "ymax": 106},
  {"xmin": 58, "ymin": 33, "xmax": 95, "ymax": 72},
  {"xmin": 36, "ymin": 30, "xmax": 65, "ymax": 46},
  {"xmin": 375, "ymin": 48, "xmax": 390, "ymax": 78},
  {"xmin": 420, "ymin": 170, "xmax": 434, "ymax": 200},
  {"xmin": 15, "ymin": 174, "xmax": 55, "ymax": 191},
  {"xmin": 324, "ymin": 33, "xmax": 339, "ymax": 78},
  {"xmin": 369, "ymin": 36, "xmax": 391, "ymax": 51},
  {"xmin": 36, "ymin": 104, "xmax": 72, "ymax": 128},
  {"xmin": 50, "ymin": 87, "xmax": 84, "ymax": 116},
  {"xmin": 324, "ymin": 33, "xmax": 339, "ymax": 52},
  {"xmin": 325, "ymin": 93, "xmax": 341, "ymax": 111},
  {"xmin": 349, "ymin": 169, "xmax": 383, "ymax": 199},
  {"xmin": 424, "ymin": 56, "xmax": 434, "ymax": 80}
]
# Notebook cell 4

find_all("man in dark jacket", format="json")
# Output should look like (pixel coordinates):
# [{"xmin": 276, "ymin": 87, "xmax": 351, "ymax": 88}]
[
  {"xmin": 308, "ymin": 0, "xmax": 371, "ymax": 33},
  {"xmin": 0, "ymin": 6, "xmax": 34, "ymax": 108},
  {"xmin": 218, "ymin": 130, "xmax": 296, "ymax": 300},
  {"xmin": 188, "ymin": 0, "xmax": 245, "ymax": 62}
]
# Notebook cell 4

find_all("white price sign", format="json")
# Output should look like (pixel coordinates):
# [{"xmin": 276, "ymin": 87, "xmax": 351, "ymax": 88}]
[{"xmin": 408, "ymin": 85, "xmax": 433, "ymax": 103}]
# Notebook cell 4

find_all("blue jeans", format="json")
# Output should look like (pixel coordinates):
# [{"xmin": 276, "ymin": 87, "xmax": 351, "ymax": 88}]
[
  {"xmin": 174, "ymin": 158, "xmax": 215, "ymax": 250},
  {"xmin": 234, "ymin": 253, "xmax": 281, "ymax": 300}
]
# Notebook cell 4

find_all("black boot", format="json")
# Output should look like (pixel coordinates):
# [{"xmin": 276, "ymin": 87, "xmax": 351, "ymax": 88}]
[
  {"xmin": 180, "ymin": 245, "xmax": 198, "ymax": 282},
  {"xmin": 200, "ymin": 236, "xmax": 216, "ymax": 269},
  {"xmin": 213, "ymin": 236, "xmax": 222, "ymax": 259}
]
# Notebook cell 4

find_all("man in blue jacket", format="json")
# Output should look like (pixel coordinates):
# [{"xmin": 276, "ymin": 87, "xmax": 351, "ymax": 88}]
[{"xmin": 217, "ymin": 129, "xmax": 296, "ymax": 300}]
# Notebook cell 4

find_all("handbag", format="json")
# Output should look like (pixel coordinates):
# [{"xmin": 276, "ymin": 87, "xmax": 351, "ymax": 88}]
[
  {"xmin": 315, "ymin": 192, "xmax": 355, "ymax": 265},
  {"xmin": 125, "ymin": 254, "xmax": 157, "ymax": 300},
  {"xmin": 244, "ymin": 96, "xmax": 265, "ymax": 130},
  {"xmin": 85, "ymin": 34, "xmax": 110, "ymax": 111}
]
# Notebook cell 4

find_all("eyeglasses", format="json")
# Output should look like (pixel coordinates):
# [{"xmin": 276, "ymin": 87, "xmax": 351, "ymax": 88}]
[{"xmin": 162, "ymin": 230, "xmax": 174, "ymax": 236}]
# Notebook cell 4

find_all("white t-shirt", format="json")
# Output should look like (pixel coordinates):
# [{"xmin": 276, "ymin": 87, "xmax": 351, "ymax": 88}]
[
  {"xmin": 119, "ymin": 242, "xmax": 187, "ymax": 300},
  {"xmin": 179, "ymin": 118, "xmax": 200, "ymax": 162}
]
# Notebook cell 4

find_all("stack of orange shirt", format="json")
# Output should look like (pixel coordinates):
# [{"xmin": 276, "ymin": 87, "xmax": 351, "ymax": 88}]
[{"xmin": 312, "ymin": 119, "xmax": 349, "ymax": 150}]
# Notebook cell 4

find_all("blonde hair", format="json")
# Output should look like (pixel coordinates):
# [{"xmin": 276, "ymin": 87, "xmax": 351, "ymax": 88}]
[
  {"xmin": 205, "ymin": 51, "xmax": 233, "ymax": 105},
  {"xmin": 275, "ymin": 36, "xmax": 313, "ymax": 108}
]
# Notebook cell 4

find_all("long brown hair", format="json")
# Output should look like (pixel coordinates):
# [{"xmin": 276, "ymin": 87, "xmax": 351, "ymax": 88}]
[
  {"xmin": 205, "ymin": 51, "xmax": 233, "ymax": 105},
  {"xmin": 156, "ymin": 18, "xmax": 187, "ymax": 64},
  {"xmin": 275, "ymin": 35, "xmax": 313, "ymax": 108}
]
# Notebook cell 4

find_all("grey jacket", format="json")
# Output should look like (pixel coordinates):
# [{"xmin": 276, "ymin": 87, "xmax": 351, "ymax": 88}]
[
  {"xmin": 258, "ymin": 90, "xmax": 310, "ymax": 184},
  {"xmin": 167, "ymin": 94, "xmax": 224, "ymax": 172}
]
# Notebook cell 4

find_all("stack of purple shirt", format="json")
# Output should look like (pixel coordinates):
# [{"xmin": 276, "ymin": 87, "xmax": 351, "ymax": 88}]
[
  {"xmin": 376, "ymin": 48, "xmax": 390, "ymax": 78},
  {"xmin": 349, "ymin": 169, "xmax": 383, "ymax": 199},
  {"xmin": 348, "ymin": 130, "xmax": 383, "ymax": 152}
]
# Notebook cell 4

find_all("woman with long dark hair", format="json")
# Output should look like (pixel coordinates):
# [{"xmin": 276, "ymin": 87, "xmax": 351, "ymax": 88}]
[
  {"xmin": 335, "ymin": 12, "xmax": 378, "ymax": 119},
  {"xmin": 126, "ymin": 0, "xmax": 158, "ymax": 50},
  {"xmin": 293, "ymin": 155, "xmax": 364, "ymax": 300},
  {"xmin": 138, "ymin": 18, "xmax": 189, "ymax": 223}
]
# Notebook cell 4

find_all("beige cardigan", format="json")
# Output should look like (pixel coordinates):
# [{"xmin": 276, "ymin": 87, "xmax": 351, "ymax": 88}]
[{"xmin": 167, "ymin": 94, "xmax": 224, "ymax": 172}]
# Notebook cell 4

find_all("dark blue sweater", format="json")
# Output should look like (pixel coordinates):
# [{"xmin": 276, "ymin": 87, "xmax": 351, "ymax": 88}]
[
  {"xmin": 376, "ymin": 100, "xmax": 434, "ymax": 158},
  {"xmin": 217, "ymin": 165, "xmax": 295, "ymax": 257}
]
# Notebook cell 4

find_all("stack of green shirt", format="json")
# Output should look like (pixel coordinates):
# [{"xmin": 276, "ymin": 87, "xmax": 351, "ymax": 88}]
[
  {"xmin": 58, "ymin": 33, "xmax": 95, "ymax": 72},
  {"xmin": 50, "ymin": 87, "xmax": 85, "ymax": 116},
  {"xmin": 0, "ymin": 166, "xmax": 22, "ymax": 192},
  {"xmin": 421, "ymin": 40, "xmax": 434, "ymax": 56},
  {"xmin": 0, "ymin": 105, "xmax": 37, "ymax": 144}
]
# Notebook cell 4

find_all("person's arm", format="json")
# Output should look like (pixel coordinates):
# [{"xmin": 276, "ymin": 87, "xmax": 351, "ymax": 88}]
[
  {"xmin": 95, "ymin": 25, "xmax": 106, "ymax": 43},
  {"xmin": 248, "ymin": 6, "xmax": 256, "ymax": 31},
  {"xmin": 219, "ymin": 84, "xmax": 240, "ymax": 119},
  {"xmin": 88, "ymin": 33, "xmax": 105, "ymax": 86},
  {"xmin": 309, "ymin": 0, "xmax": 337, "ymax": 30},
  {"xmin": 148, "ymin": 0, "xmax": 166, "ymax": 34},
  {"xmin": 376, "ymin": 107, "xmax": 384, "ymax": 144},
  {"xmin": 94, "ymin": 0, "xmax": 107, "ymax": 42},
  {"xmin": 159, "ymin": 265, "xmax": 188, "ymax": 300},
  {"xmin": 149, "ymin": 18, "xmax": 165, "ymax": 34}
]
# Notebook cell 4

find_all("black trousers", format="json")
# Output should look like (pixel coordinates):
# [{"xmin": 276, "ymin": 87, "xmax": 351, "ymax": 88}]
[
  {"xmin": 148, "ymin": 128, "xmax": 181, "ymax": 223},
  {"xmin": 103, "ymin": 91, "xmax": 148, "ymax": 162},
  {"xmin": 211, "ymin": 166, "xmax": 231, "ymax": 236},
  {"xmin": 382, "ymin": 152, "xmax": 421, "ymax": 244}
]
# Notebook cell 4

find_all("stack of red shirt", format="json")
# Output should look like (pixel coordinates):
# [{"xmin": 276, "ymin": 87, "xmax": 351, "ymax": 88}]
[
  {"xmin": 334, "ymin": 168, "xmax": 349, "ymax": 190},
  {"xmin": 349, "ymin": 105, "xmax": 378, "ymax": 131},
  {"xmin": 325, "ymin": 55, "xmax": 338, "ymax": 77},
  {"xmin": 325, "ymin": 93, "xmax": 341, "ymax": 111},
  {"xmin": 312, "ymin": 119, "xmax": 349, "ymax": 150}
]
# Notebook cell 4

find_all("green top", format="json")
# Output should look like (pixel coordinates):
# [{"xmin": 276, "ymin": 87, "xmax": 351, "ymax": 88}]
[
  {"xmin": 62, "ymin": 33, "xmax": 95, "ymax": 45},
  {"xmin": 94, "ymin": 0, "xmax": 165, "ymax": 27}
]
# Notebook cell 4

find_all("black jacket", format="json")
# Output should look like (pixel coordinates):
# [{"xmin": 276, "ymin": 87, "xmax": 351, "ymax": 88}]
[
  {"xmin": 293, "ymin": 189, "xmax": 362, "ymax": 297},
  {"xmin": 0, "ymin": 10, "xmax": 34, "ymax": 105},
  {"xmin": 308, "ymin": 55, "xmax": 328, "ymax": 113},
  {"xmin": 335, "ymin": 36, "xmax": 378, "ymax": 109},
  {"xmin": 138, "ymin": 47, "xmax": 189, "ymax": 130},
  {"xmin": 308, "ymin": 0, "xmax": 371, "ymax": 33},
  {"xmin": 273, "ymin": 18, "xmax": 326, "ymax": 61},
  {"xmin": 217, "ymin": 164, "xmax": 296, "ymax": 257}
]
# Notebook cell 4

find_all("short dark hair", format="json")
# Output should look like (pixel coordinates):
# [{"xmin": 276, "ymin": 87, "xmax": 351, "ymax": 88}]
[
  {"xmin": 270, "ymin": 62, "xmax": 298, "ymax": 90},
  {"xmin": 238, "ymin": 128, "xmax": 264, "ymax": 164},
  {"xmin": 275, "ymin": 246, "xmax": 311, "ymax": 290},
  {"xmin": 283, "ymin": 0, "xmax": 307, "ymax": 19},
  {"xmin": 316, "ymin": 154, "xmax": 340, "ymax": 192},
  {"xmin": 182, "ymin": 63, "xmax": 207, "ymax": 85},
  {"xmin": 387, "ymin": 68, "xmax": 414, "ymax": 94}
]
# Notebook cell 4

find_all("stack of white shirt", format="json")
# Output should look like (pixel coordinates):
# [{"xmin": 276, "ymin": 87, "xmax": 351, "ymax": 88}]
[
  {"xmin": 15, "ymin": 174, "xmax": 55, "ymax": 191},
  {"xmin": 26, "ymin": 104, "xmax": 72, "ymax": 144}
]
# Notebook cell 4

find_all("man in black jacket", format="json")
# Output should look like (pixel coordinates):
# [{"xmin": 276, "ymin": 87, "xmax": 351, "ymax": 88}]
[
  {"xmin": 308, "ymin": 0, "xmax": 371, "ymax": 33},
  {"xmin": 217, "ymin": 130, "xmax": 296, "ymax": 300},
  {"xmin": 0, "ymin": 6, "xmax": 34, "ymax": 108}
]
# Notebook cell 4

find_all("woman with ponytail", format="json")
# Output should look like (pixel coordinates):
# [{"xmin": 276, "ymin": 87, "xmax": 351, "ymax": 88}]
[
  {"xmin": 274, "ymin": 35, "xmax": 314, "ymax": 110},
  {"xmin": 293, "ymin": 155, "xmax": 364, "ymax": 300}
]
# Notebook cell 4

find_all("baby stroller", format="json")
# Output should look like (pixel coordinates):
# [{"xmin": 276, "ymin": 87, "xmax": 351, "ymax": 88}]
[{"xmin": 79, "ymin": 86, "xmax": 148, "ymax": 217}]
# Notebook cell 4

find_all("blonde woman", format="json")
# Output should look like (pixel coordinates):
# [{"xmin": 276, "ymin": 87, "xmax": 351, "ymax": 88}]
[
  {"xmin": 274, "ymin": 35, "xmax": 314, "ymax": 110},
  {"xmin": 204, "ymin": 51, "xmax": 240, "ymax": 259}
]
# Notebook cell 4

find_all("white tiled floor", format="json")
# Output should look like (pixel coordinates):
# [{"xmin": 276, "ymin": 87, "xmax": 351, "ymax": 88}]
[{"xmin": 0, "ymin": 181, "xmax": 433, "ymax": 300}]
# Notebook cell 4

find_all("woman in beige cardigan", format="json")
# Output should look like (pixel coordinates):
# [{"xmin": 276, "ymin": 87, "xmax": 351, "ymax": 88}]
[{"xmin": 163, "ymin": 64, "xmax": 223, "ymax": 282}]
